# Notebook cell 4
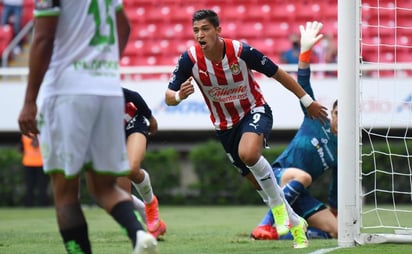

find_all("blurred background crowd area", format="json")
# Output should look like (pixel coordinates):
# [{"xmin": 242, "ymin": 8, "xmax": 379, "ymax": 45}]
[{"xmin": 0, "ymin": 0, "xmax": 411, "ymax": 79}]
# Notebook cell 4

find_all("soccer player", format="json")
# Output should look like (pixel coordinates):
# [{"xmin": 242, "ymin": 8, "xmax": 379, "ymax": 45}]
[
  {"xmin": 17, "ymin": 1, "xmax": 158, "ymax": 254},
  {"xmin": 165, "ymin": 9, "xmax": 329, "ymax": 249},
  {"xmin": 251, "ymin": 21, "xmax": 338, "ymax": 240},
  {"xmin": 118, "ymin": 87, "xmax": 167, "ymax": 239}
]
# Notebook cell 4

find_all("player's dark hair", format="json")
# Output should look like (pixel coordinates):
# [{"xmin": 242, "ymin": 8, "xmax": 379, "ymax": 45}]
[{"xmin": 192, "ymin": 9, "xmax": 220, "ymax": 27}]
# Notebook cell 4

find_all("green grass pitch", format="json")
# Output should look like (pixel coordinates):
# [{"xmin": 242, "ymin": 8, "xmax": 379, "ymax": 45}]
[{"xmin": 1, "ymin": 205, "xmax": 411, "ymax": 253}]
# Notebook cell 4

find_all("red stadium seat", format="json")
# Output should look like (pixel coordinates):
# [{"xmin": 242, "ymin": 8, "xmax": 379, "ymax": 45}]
[
  {"xmin": 245, "ymin": 4, "xmax": 273, "ymax": 21},
  {"xmin": 131, "ymin": 22, "xmax": 159, "ymax": 40},
  {"xmin": 398, "ymin": 0, "xmax": 412, "ymax": 8},
  {"xmin": 237, "ymin": 22, "xmax": 264, "ymax": 40},
  {"xmin": 220, "ymin": 4, "xmax": 247, "ymax": 22},
  {"xmin": 220, "ymin": 21, "xmax": 238, "ymax": 39},
  {"xmin": 269, "ymin": 3, "xmax": 296, "ymax": 22},
  {"xmin": 126, "ymin": 7, "xmax": 147, "ymax": 24},
  {"xmin": 0, "ymin": 25, "xmax": 13, "ymax": 54},
  {"xmin": 22, "ymin": 0, "xmax": 34, "ymax": 27},
  {"xmin": 262, "ymin": 21, "xmax": 292, "ymax": 39}
]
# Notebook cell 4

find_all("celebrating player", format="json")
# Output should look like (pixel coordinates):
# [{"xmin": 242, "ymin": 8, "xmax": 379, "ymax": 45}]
[
  {"xmin": 251, "ymin": 21, "xmax": 338, "ymax": 241},
  {"xmin": 165, "ymin": 9, "xmax": 329, "ymax": 248}
]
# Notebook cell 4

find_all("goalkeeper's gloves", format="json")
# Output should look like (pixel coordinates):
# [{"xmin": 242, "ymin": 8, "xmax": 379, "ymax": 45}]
[{"xmin": 299, "ymin": 21, "xmax": 324, "ymax": 62}]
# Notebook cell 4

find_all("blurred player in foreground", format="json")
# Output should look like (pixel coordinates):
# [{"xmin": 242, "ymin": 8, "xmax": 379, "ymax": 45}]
[
  {"xmin": 165, "ymin": 9, "xmax": 329, "ymax": 249},
  {"xmin": 17, "ymin": 1, "xmax": 158, "ymax": 253},
  {"xmin": 251, "ymin": 21, "xmax": 338, "ymax": 241},
  {"xmin": 119, "ymin": 87, "xmax": 167, "ymax": 239}
]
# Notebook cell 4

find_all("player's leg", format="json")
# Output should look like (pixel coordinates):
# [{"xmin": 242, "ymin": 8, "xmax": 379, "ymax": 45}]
[
  {"xmin": 90, "ymin": 95, "xmax": 157, "ymax": 252},
  {"xmin": 306, "ymin": 209, "xmax": 337, "ymax": 238},
  {"xmin": 50, "ymin": 173, "xmax": 92, "ymax": 253},
  {"xmin": 116, "ymin": 176, "xmax": 147, "ymax": 224},
  {"xmin": 126, "ymin": 130, "xmax": 166, "ymax": 238},
  {"xmin": 132, "ymin": 194, "xmax": 147, "ymax": 224},
  {"xmin": 280, "ymin": 168, "xmax": 312, "ymax": 204},
  {"xmin": 38, "ymin": 95, "xmax": 93, "ymax": 253},
  {"xmin": 87, "ymin": 171, "xmax": 145, "ymax": 240},
  {"xmin": 238, "ymin": 106, "xmax": 302, "ymax": 238},
  {"xmin": 286, "ymin": 191, "xmax": 335, "ymax": 240}
]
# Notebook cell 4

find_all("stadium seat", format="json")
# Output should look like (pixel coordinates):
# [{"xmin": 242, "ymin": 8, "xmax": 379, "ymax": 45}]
[
  {"xmin": 237, "ymin": 22, "xmax": 264, "ymax": 40},
  {"xmin": 322, "ymin": 21, "xmax": 338, "ymax": 37},
  {"xmin": 130, "ymin": 23, "xmax": 159, "ymax": 40},
  {"xmin": 398, "ymin": 0, "xmax": 412, "ymax": 8},
  {"xmin": 22, "ymin": 0, "xmax": 34, "ymax": 27},
  {"xmin": 245, "ymin": 4, "xmax": 272, "ymax": 21},
  {"xmin": 262, "ymin": 21, "xmax": 292, "ymax": 39},
  {"xmin": 220, "ymin": 21, "xmax": 238, "ymax": 39},
  {"xmin": 397, "ymin": 16, "xmax": 412, "ymax": 37},
  {"xmin": 269, "ymin": 3, "xmax": 296, "ymax": 22},
  {"xmin": 220, "ymin": 4, "xmax": 247, "ymax": 22},
  {"xmin": 120, "ymin": 56, "xmax": 134, "ymax": 67},
  {"xmin": 294, "ymin": 2, "xmax": 321, "ymax": 22},
  {"xmin": 126, "ymin": 7, "xmax": 147, "ymax": 24},
  {"xmin": 124, "ymin": 0, "xmax": 152, "ymax": 8},
  {"xmin": 320, "ymin": 0, "xmax": 337, "ymax": 19},
  {"xmin": 0, "ymin": 25, "xmax": 13, "ymax": 54}
]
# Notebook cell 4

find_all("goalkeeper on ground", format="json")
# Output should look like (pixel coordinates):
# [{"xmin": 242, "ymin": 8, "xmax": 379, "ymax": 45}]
[{"xmin": 251, "ymin": 21, "xmax": 338, "ymax": 240}]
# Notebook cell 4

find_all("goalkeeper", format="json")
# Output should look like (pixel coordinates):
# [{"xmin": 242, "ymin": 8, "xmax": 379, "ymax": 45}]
[{"xmin": 251, "ymin": 21, "xmax": 338, "ymax": 240}]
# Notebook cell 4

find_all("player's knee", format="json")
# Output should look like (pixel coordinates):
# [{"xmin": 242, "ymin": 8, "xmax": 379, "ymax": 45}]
[
  {"xmin": 299, "ymin": 171, "xmax": 312, "ymax": 186},
  {"xmin": 239, "ymin": 151, "xmax": 260, "ymax": 166},
  {"xmin": 128, "ymin": 167, "xmax": 145, "ymax": 183}
]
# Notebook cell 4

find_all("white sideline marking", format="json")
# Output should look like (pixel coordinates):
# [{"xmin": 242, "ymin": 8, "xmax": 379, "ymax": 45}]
[{"xmin": 309, "ymin": 247, "xmax": 342, "ymax": 254}]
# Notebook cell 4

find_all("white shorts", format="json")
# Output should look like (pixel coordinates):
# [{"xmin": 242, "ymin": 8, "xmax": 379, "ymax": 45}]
[{"xmin": 38, "ymin": 95, "xmax": 130, "ymax": 178}]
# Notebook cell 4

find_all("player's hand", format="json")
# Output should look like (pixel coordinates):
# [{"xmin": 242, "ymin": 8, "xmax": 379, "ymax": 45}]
[
  {"xmin": 179, "ymin": 77, "xmax": 195, "ymax": 100},
  {"xmin": 147, "ymin": 116, "xmax": 158, "ymax": 136},
  {"xmin": 299, "ymin": 21, "xmax": 324, "ymax": 52},
  {"xmin": 306, "ymin": 101, "xmax": 329, "ymax": 126},
  {"xmin": 18, "ymin": 102, "xmax": 39, "ymax": 136}
]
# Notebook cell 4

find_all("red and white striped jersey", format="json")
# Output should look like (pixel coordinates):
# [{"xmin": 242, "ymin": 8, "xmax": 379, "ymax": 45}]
[{"xmin": 187, "ymin": 39, "xmax": 266, "ymax": 130}]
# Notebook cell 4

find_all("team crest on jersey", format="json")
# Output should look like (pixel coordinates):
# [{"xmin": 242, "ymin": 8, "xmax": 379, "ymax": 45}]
[{"xmin": 230, "ymin": 63, "xmax": 240, "ymax": 75}]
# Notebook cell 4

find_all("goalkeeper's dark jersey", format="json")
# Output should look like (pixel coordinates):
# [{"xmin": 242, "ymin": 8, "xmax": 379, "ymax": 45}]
[{"xmin": 273, "ymin": 68, "xmax": 338, "ymax": 208}]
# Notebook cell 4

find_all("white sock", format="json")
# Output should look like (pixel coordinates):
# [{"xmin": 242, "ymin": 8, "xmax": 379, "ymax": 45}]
[
  {"xmin": 132, "ymin": 194, "xmax": 146, "ymax": 223},
  {"xmin": 256, "ymin": 189, "xmax": 269, "ymax": 205},
  {"xmin": 132, "ymin": 169, "xmax": 154, "ymax": 204},
  {"xmin": 247, "ymin": 156, "xmax": 284, "ymax": 208}
]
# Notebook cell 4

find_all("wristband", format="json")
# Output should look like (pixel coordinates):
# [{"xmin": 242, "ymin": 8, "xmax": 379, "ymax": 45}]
[
  {"xmin": 299, "ymin": 50, "xmax": 311, "ymax": 63},
  {"xmin": 175, "ymin": 91, "xmax": 181, "ymax": 103},
  {"xmin": 300, "ymin": 94, "xmax": 314, "ymax": 108}
]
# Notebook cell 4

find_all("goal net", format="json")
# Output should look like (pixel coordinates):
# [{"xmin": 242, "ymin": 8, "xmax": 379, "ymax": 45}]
[{"xmin": 338, "ymin": 0, "xmax": 412, "ymax": 246}]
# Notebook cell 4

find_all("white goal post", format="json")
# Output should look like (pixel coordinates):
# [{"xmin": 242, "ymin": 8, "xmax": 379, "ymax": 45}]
[{"xmin": 338, "ymin": 0, "xmax": 412, "ymax": 247}]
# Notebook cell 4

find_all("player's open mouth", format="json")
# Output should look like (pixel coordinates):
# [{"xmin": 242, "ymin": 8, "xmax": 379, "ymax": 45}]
[{"xmin": 199, "ymin": 41, "xmax": 206, "ymax": 48}]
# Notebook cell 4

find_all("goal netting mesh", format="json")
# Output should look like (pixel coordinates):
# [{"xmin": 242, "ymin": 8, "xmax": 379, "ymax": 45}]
[{"xmin": 357, "ymin": 0, "xmax": 412, "ymax": 244}]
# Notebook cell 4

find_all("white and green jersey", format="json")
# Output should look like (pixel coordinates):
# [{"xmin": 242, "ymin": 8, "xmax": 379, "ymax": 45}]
[{"xmin": 34, "ymin": 0, "xmax": 124, "ymax": 100}]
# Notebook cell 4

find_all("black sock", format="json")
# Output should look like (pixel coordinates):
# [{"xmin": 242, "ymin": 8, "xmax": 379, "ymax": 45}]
[
  {"xmin": 111, "ymin": 200, "xmax": 144, "ymax": 246},
  {"xmin": 60, "ymin": 224, "xmax": 91, "ymax": 254}
]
